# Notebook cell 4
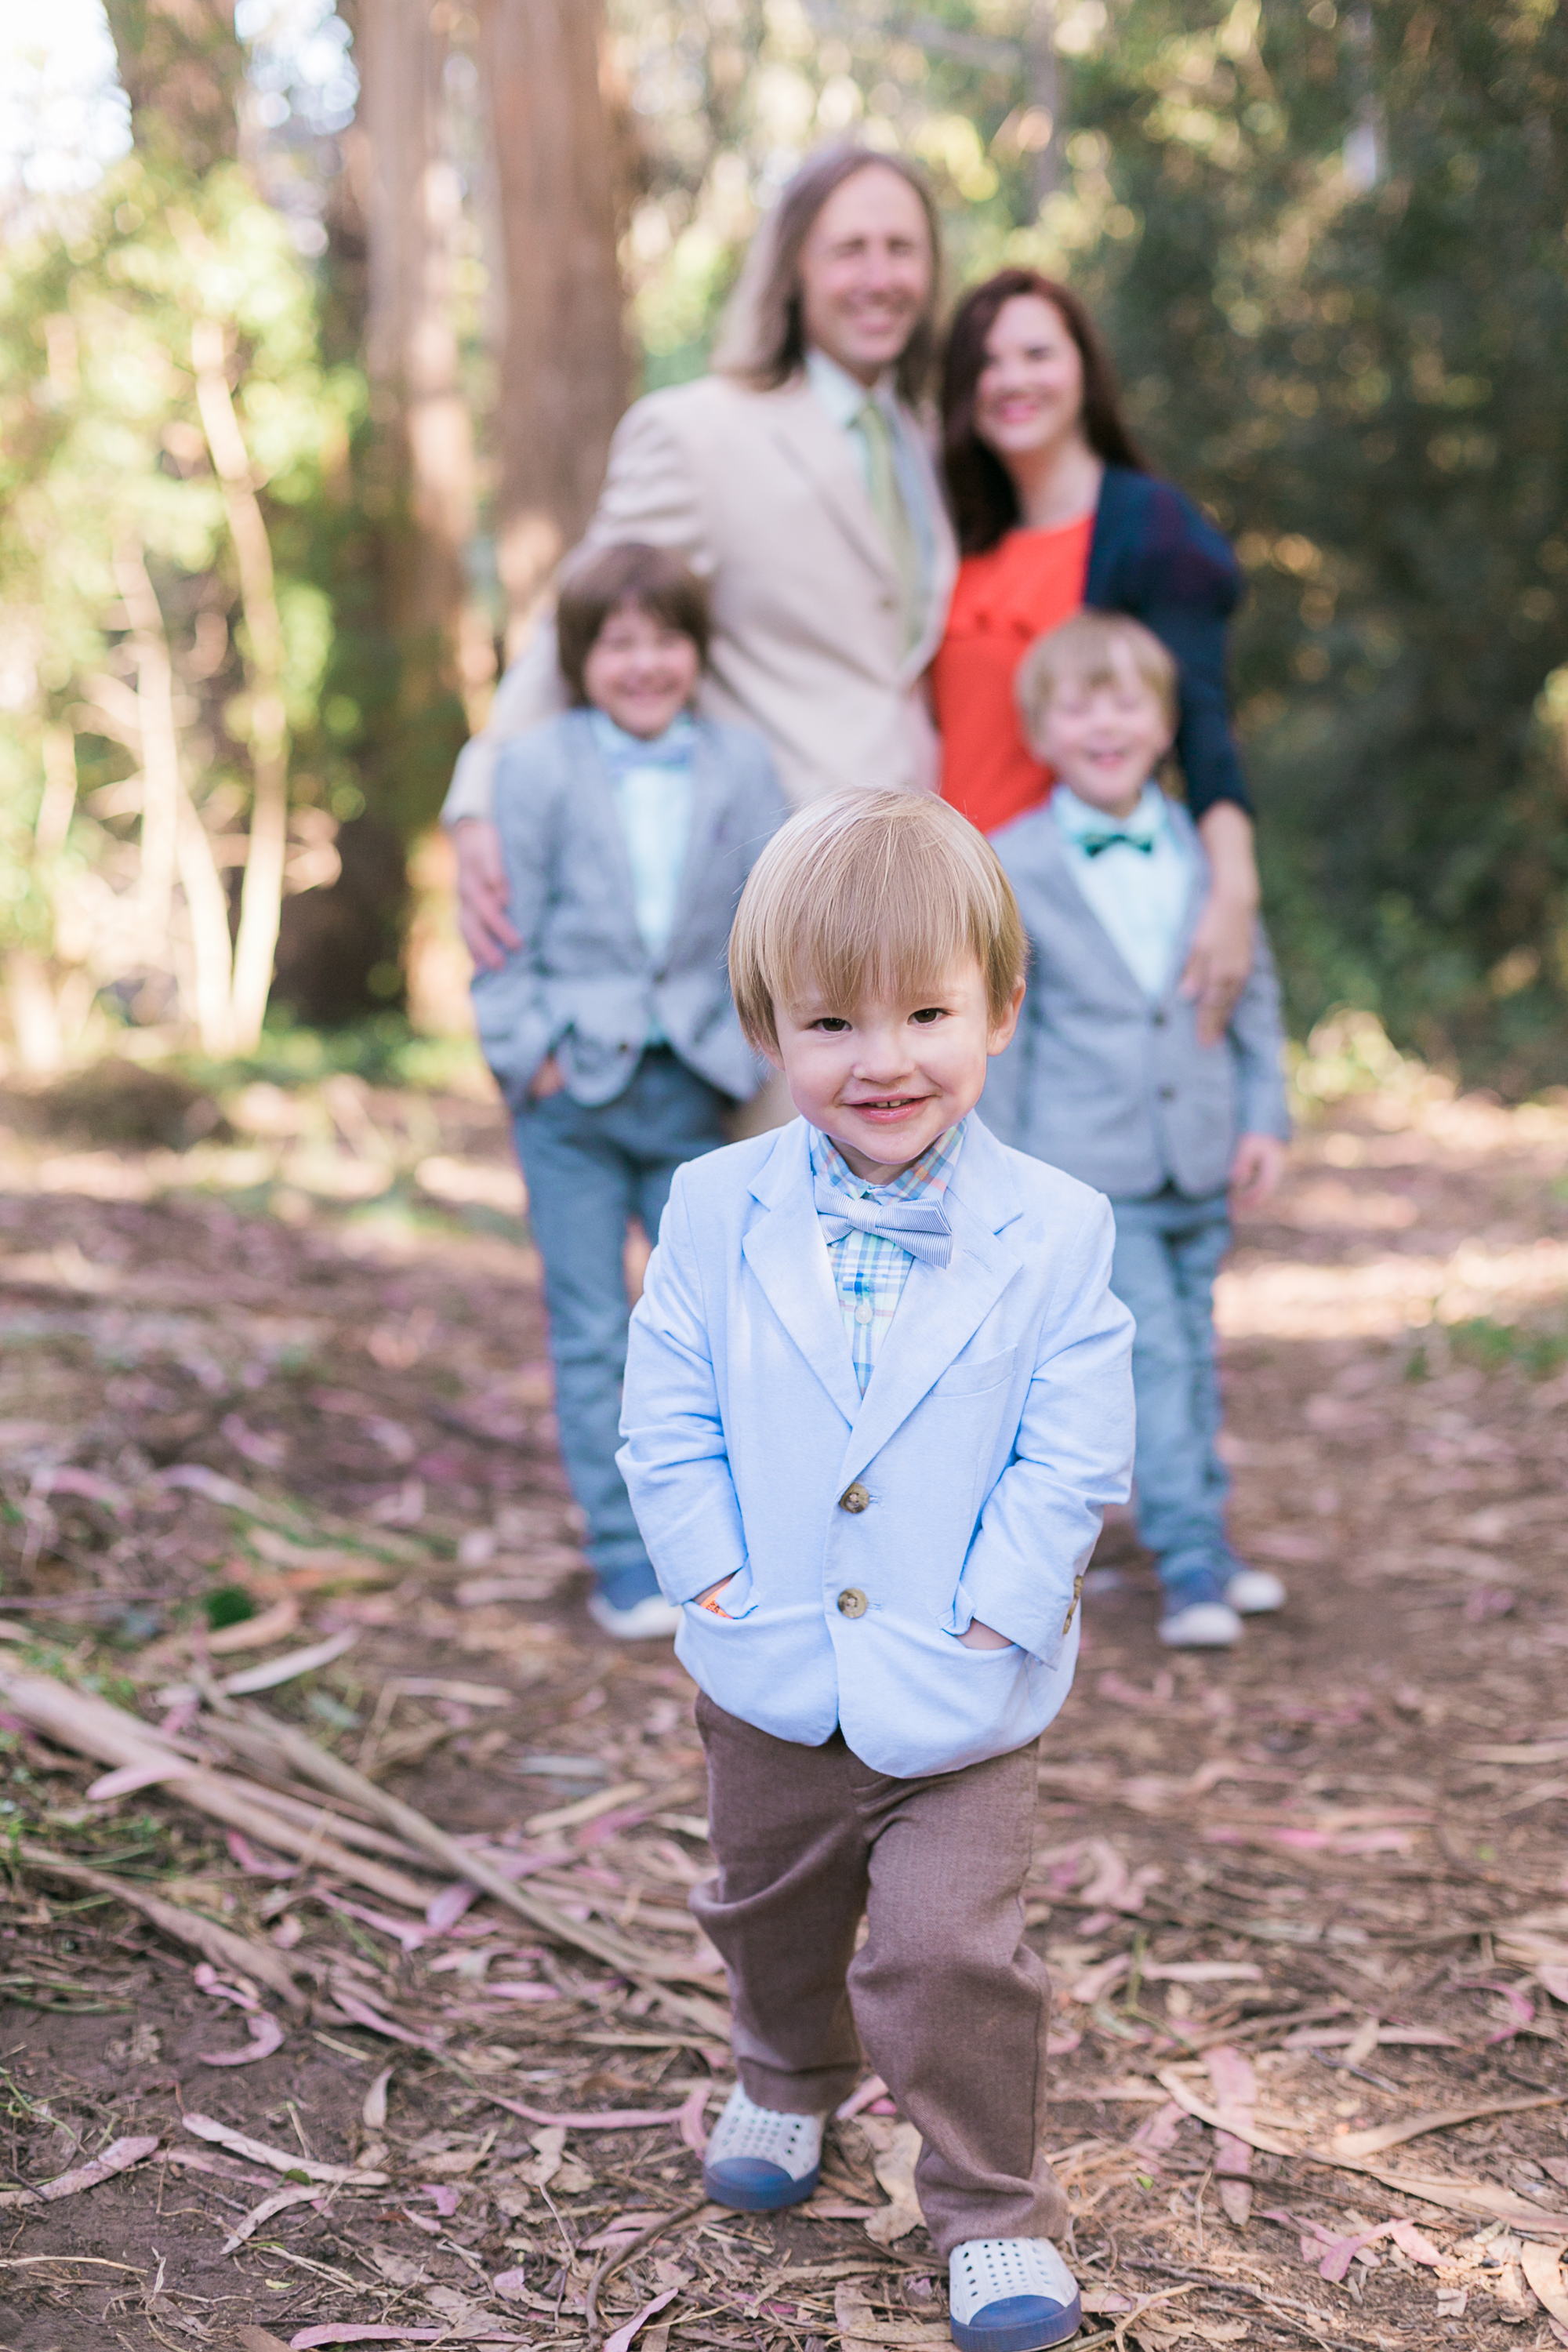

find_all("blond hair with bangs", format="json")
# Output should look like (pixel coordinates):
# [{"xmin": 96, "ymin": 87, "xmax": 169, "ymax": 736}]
[
  {"xmin": 1014, "ymin": 609, "xmax": 1178, "ymax": 745},
  {"xmin": 729, "ymin": 791, "xmax": 1026, "ymax": 1055}
]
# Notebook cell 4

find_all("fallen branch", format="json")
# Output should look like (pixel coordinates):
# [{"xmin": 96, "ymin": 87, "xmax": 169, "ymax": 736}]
[
  {"xmin": 1155, "ymin": 2068, "xmax": 1568, "ymax": 2232},
  {"xmin": 0, "ymin": 1665, "xmax": 441, "ymax": 1913},
  {"xmin": 206, "ymin": 1699, "xmax": 731, "ymax": 2036},
  {"xmin": 15, "ymin": 1845, "xmax": 307, "ymax": 2011}
]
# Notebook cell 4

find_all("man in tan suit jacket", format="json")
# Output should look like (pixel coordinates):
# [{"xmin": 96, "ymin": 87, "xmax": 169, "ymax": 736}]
[{"xmin": 445, "ymin": 146, "xmax": 959, "ymax": 966}]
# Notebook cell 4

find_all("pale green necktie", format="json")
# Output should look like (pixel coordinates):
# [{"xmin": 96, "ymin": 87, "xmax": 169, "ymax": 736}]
[{"xmin": 853, "ymin": 397, "xmax": 925, "ymax": 653}]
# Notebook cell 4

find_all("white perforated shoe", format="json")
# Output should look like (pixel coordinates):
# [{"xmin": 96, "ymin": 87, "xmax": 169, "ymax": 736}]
[
  {"xmin": 1225, "ymin": 1566, "xmax": 1287, "ymax": 1614},
  {"xmin": 949, "ymin": 2239, "xmax": 1082, "ymax": 2352},
  {"xmin": 1158, "ymin": 1598, "xmax": 1242, "ymax": 1648},
  {"xmin": 586, "ymin": 1591, "xmax": 681, "ymax": 1642},
  {"xmin": 702, "ymin": 2083, "xmax": 825, "ymax": 2212}
]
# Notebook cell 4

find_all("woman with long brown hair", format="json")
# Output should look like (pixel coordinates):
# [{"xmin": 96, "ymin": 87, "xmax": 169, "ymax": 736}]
[{"xmin": 933, "ymin": 268, "xmax": 1258, "ymax": 1033}]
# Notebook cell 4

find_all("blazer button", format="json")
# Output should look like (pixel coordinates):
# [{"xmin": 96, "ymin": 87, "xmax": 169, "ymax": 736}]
[
  {"xmin": 1159, "ymin": 1085, "xmax": 1175, "ymax": 1101},
  {"xmin": 838, "ymin": 1482, "xmax": 870, "ymax": 1514},
  {"xmin": 837, "ymin": 1587, "xmax": 869, "ymax": 1618},
  {"xmin": 1152, "ymin": 1010, "xmax": 1167, "ymax": 1028}
]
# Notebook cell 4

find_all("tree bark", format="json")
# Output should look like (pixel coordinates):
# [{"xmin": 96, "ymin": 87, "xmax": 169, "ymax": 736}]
[
  {"xmin": 100, "ymin": 0, "xmax": 244, "ymax": 174},
  {"xmin": 478, "ymin": 0, "xmax": 630, "ymax": 644},
  {"xmin": 354, "ymin": 0, "xmax": 489, "ymax": 726}
]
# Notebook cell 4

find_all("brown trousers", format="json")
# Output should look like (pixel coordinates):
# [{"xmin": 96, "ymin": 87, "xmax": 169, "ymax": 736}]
[{"xmin": 691, "ymin": 1691, "xmax": 1068, "ymax": 2259}]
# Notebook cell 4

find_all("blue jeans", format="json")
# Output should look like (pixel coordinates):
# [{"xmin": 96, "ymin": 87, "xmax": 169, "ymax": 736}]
[
  {"xmin": 1109, "ymin": 1187, "xmax": 1232, "ymax": 1610},
  {"xmin": 513, "ymin": 1048, "xmax": 730, "ymax": 1610}
]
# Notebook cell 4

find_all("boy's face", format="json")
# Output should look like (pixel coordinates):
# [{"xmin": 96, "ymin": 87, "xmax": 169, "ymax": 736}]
[
  {"xmin": 1027, "ymin": 650, "xmax": 1173, "ymax": 821},
  {"xmin": 583, "ymin": 600, "xmax": 700, "ymax": 739},
  {"xmin": 769, "ymin": 954, "xmax": 1023, "ymax": 1185}
]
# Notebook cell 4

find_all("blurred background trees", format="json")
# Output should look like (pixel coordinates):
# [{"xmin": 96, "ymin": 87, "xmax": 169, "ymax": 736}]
[{"xmin": 1, "ymin": 0, "xmax": 1565, "ymax": 1087}]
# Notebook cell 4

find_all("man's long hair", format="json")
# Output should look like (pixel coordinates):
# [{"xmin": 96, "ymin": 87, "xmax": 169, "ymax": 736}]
[{"xmin": 713, "ymin": 144, "xmax": 943, "ymax": 407}]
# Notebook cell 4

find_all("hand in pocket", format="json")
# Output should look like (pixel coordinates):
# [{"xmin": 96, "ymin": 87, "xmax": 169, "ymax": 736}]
[{"xmin": 959, "ymin": 1617, "xmax": 1011, "ymax": 1650}]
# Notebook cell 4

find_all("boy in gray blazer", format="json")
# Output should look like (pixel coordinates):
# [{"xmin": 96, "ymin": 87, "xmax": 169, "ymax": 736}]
[
  {"xmin": 472, "ymin": 545, "xmax": 787, "ymax": 1639},
  {"xmin": 985, "ymin": 612, "xmax": 1290, "ymax": 1649}
]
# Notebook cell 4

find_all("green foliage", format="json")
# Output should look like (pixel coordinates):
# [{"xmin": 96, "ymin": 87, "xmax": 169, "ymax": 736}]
[
  {"xmin": 176, "ymin": 1008, "xmax": 485, "ymax": 1094},
  {"xmin": 203, "ymin": 1583, "xmax": 256, "ymax": 1628},
  {"xmin": 1410, "ymin": 1312, "xmax": 1568, "ymax": 1382},
  {"xmin": 1065, "ymin": 0, "xmax": 1568, "ymax": 1085},
  {"xmin": 0, "ymin": 150, "xmax": 367, "ymax": 1000}
]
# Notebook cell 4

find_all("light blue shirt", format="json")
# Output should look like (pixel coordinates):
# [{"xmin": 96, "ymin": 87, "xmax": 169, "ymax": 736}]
[
  {"xmin": 1051, "ymin": 782, "xmax": 1193, "ymax": 1001},
  {"xmin": 804, "ymin": 347, "xmax": 937, "ymax": 627},
  {"xmin": 590, "ymin": 711, "xmax": 694, "ymax": 967},
  {"xmin": 810, "ymin": 1121, "xmax": 964, "ymax": 1394}
]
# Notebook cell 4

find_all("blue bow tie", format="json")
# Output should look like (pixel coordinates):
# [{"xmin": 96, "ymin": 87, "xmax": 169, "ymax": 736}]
[
  {"xmin": 592, "ymin": 714, "xmax": 695, "ymax": 772},
  {"xmin": 1080, "ymin": 829, "xmax": 1156, "ymax": 858},
  {"xmin": 813, "ymin": 1172, "xmax": 953, "ymax": 1268}
]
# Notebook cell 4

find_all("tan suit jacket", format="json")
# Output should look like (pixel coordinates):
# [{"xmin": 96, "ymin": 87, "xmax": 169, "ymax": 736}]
[{"xmin": 442, "ymin": 372, "xmax": 960, "ymax": 821}]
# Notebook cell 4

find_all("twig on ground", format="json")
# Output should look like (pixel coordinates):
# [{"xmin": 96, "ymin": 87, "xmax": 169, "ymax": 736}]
[
  {"xmin": 13, "ymin": 1844, "xmax": 307, "ymax": 2009},
  {"xmin": 585, "ymin": 2195, "xmax": 713, "ymax": 2349}
]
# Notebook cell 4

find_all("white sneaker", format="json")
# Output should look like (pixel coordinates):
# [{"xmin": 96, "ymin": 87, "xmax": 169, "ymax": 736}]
[
  {"xmin": 702, "ymin": 2083, "xmax": 824, "ymax": 2212},
  {"xmin": 1158, "ymin": 1599, "xmax": 1242, "ymax": 1648},
  {"xmin": 586, "ymin": 1591, "xmax": 681, "ymax": 1642},
  {"xmin": 949, "ymin": 2238, "xmax": 1082, "ymax": 2352},
  {"xmin": 1225, "ymin": 1566, "xmax": 1286, "ymax": 1614}
]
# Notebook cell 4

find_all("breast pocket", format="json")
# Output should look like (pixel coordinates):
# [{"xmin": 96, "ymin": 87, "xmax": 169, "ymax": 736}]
[{"xmin": 928, "ymin": 1346, "xmax": 1018, "ymax": 1402}]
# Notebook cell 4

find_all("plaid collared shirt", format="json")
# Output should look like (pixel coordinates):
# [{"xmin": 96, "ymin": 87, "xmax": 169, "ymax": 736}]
[{"xmin": 811, "ymin": 1121, "xmax": 965, "ymax": 1395}]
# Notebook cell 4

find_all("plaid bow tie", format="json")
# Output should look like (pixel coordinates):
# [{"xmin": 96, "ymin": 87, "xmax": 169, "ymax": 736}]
[
  {"xmin": 1080, "ymin": 829, "xmax": 1156, "ymax": 858},
  {"xmin": 813, "ymin": 1174, "xmax": 953, "ymax": 1268}
]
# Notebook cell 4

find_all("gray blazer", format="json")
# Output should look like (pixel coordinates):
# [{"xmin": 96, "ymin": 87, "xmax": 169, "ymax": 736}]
[
  {"xmin": 472, "ymin": 711, "xmax": 787, "ymax": 1109},
  {"xmin": 983, "ymin": 798, "xmax": 1290, "ymax": 1200}
]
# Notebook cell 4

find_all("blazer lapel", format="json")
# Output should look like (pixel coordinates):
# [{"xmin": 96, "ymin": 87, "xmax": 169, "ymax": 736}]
[
  {"xmin": 1157, "ymin": 802, "xmax": 1210, "ymax": 1006},
  {"xmin": 899, "ymin": 407, "xmax": 959, "ymax": 678},
  {"xmin": 760, "ymin": 382, "xmax": 900, "ymax": 594},
  {"xmin": 838, "ymin": 1123, "xmax": 1024, "ymax": 1483},
  {"xmin": 741, "ymin": 1123, "xmax": 862, "ymax": 1426},
  {"xmin": 1033, "ymin": 818, "xmax": 1151, "ymax": 1011},
  {"xmin": 572, "ymin": 713, "xmax": 644, "ymax": 950},
  {"xmin": 661, "ymin": 722, "xmax": 726, "ymax": 960}
]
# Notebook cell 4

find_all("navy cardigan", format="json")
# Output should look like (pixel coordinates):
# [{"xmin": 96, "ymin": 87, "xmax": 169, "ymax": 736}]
[{"xmin": 1083, "ymin": 465, "xmax": 1251, "ymax": 822}]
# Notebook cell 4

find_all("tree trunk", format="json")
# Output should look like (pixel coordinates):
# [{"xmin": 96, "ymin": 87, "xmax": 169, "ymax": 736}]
[
  {"xmin": 478, "ymin": 0, "xmax": 629, "ymax": 645},
  {"xmin": 192, "ymin": 318, "xmax": 289, "ymax": 1054},
  {"xmin": 111, "ymin": 537, "xmax": 236, "ymax": 1054},
  {"xmin": 354, "ymin": 0, "xmax": 490, "ymax": 726},
  {"xmin": 1028, "ymin": 1, "xmax": 1062, "ymax": 207},
  {"xmin": 100, "ymin": 0, "xmax": 244, "ymax": 173}
]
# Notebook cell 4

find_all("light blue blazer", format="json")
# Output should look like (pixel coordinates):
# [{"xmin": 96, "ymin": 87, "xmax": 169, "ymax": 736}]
[
  {"xmin": 617, "ymin": 1115, "xmax": 1134, "ymax": 1778},
  {"xmin": 472, "ymin": 710, "xmax": 786, "ymax": 1109}
]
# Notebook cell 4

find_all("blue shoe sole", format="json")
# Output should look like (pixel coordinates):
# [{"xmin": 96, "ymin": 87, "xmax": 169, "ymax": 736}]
[
  {"xmin": 702, "ymin": 2156, "xmax": 820, "ymax": 2212},
  {"xmin": 950, "ymin": 2292, "xmax": 1083, "ymax": 2352}
]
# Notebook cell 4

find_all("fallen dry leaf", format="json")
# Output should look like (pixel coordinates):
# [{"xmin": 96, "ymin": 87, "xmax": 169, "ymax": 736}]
[
  {"xmin": 1523, "ymin": 2244, "xmax": 1568, "ymax": 2329},
  {"xmin": 0, "ymin": 2133, "xmax": 160, "ymax": 2211},
  {"xmin": 861, "ymin": 2118, "xmax": 923, "ymax": 2247}
]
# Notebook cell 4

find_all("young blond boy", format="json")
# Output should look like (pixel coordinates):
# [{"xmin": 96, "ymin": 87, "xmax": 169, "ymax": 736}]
[
  {"xmin": 985, "ymin": 611, "xmax": 1290, "ymax": 1648},
  {"xmin": 617, "ymin": 792, "xmax": 1134, "ymax": 2352}
]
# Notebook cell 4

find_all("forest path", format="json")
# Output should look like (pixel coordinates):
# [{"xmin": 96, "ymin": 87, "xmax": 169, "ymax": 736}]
[{"xmin": 0, "ymin": 1062, "xmax": 1565, "ymax": 2350}]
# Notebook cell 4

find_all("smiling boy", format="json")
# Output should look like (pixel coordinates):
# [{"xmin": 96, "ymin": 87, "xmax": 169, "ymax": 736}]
[
  {"xmin": 985, "ymin": 611, "xmax": 1290, "ymax": 1649},
  {"xmin": 617, "ymin": 791, "xmax": 1134, "ymax": 2352}
]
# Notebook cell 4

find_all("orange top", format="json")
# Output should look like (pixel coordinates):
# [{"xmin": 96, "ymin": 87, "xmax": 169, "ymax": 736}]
[{"xmin": 933, "ymin": 515, "xmax": 1095, "ymax": 836}]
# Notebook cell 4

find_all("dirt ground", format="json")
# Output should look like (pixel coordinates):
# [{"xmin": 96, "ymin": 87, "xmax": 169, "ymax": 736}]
[{"xmin": 0, "ymin": 1050, "xmax": 1566, "ymax": 2352}]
